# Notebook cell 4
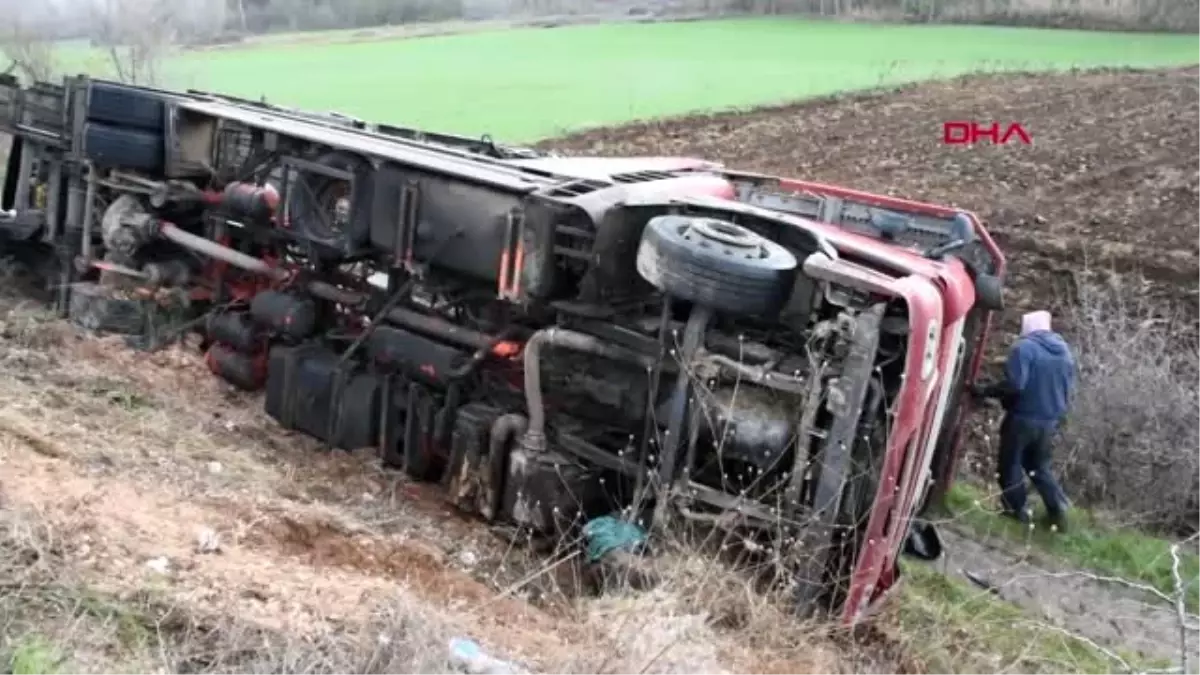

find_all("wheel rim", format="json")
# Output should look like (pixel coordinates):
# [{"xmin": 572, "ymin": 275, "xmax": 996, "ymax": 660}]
[{"xmin": 691, "ymin": 219, "xmax": 758, "ymax": 248}]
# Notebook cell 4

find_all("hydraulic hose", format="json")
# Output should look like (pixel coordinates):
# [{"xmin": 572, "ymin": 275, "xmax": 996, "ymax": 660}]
[{"xmin": 484, "ymin": 413, "xmax": 528, "ymax": 521}]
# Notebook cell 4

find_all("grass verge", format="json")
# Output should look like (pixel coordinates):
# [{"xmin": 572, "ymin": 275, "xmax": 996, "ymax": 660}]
[
  {"xmin": 942, "ymin": 483, "xmax": 1200, "ymax": 612},
  {"xmin": 895, "ymin": 561, "xmax": 1164, "ymax": 673}
]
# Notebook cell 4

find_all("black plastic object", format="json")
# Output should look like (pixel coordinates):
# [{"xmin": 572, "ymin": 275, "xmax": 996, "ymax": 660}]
[
  {"xmin": 83, "ymin": 123, "xmax": 164, "ymax": 173},
  {"xmin": 264, "ymin": 344, "xmax": 381, "ymax": 450},
  {"xmin": 250, "ymin": 291, "xmax": 316, "ymax": 341},
  {"xmin": 365, "ymin": 325, "xmax": 469, "ymax": 387},
  {"xmin": 974, "ymin": 273, "xmax": 1004, "ymax": 312},
  {"xmin": 635, "ymin": 215, "xmax": 798, "ymax": 317},
  {"xmin": 0, "ymin": 210, "xmax": 47, "ymax": 242},
  {"xmin": 2, "ymin": 135, "xmax": 20, "ymax": 209},
  {"xmin": 902, "ymin": 518, "xmax": 944, "ymax": 561},
  {"xmin": 443, "ymin": 403, "xmax": 502, "ymax": 514},
  {"xmin": 86, "ymin": 82, "xmax": 167, "ymax": 132},
  {"xmin": 68, "ymin": 281, "xmax": 147, "ymax": 335},
  {"xmin": 501, "ymin": 446, "xmax": 597, "ymax": 536},
  {"xmin": 206, "ymin": 311, "xmax": 259, "ymax": 354},
  {"xmin": 400, "ymin": 381, "xmax": 440, "ymax": 481},
  {"xmin": 206, "ymin": 343, "xmax": 263, "ymax": 391}
]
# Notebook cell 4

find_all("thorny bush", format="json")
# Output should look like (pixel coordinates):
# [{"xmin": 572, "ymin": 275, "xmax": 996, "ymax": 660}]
[{"xmin": 1055, "ymin": 274, "xmax": 1199, "ymax": 535}]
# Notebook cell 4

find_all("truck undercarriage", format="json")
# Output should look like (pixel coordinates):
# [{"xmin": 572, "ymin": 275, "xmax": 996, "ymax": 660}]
[{"xmin": 0, "ymin": 75, "xmax": 1006, "ymax": 624}]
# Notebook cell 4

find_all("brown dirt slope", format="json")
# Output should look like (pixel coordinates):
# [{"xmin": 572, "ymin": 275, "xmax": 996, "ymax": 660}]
[{"xmin": 541, "ymin": 66, "xmax": 1200, "ymax": 332}]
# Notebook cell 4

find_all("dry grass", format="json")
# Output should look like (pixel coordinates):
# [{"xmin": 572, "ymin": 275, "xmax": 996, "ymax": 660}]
[
  {"xmin": 1053, "ymin": 272, "xmax": 1200, "ymax": 534},
  {"xmin": 0, "ymin": 505, "xmax": 457, "ymax": 674},
  {"xmin": 0, "ymin": 501, "xmax": 880, "ymax": 674},
  {"xmin": 0, "ymin": 510, "xmax": 844, "ymax": 674}
]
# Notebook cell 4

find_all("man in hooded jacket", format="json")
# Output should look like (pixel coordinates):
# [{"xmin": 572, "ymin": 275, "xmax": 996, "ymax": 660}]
[{"xmin": 971, "ymin": 310, "xmax": 1075, "ymax": 531}]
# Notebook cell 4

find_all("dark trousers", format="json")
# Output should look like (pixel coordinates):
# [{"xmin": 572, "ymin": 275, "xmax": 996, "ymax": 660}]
[{"xmin": 997, "ymin": 415, "xmax": 1068, "ymax": 519}]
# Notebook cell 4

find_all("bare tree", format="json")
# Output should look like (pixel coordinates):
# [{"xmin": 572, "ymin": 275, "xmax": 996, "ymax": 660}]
[
  {"xmin": 1, "ymin": 27, "xmax": 58, "ymax": 83},
  {"xmin": 90, "ymin": 0, "xmax": 180, "ymax": 86},
  {"xmin": 235, "ymin": 0, "xmax": 250, "ymax": 32}
]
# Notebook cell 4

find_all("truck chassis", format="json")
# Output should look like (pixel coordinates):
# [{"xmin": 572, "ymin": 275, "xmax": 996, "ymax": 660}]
[{"xmin": 0, "ymin": 74, "xmax": 1006, "ymax": 624}]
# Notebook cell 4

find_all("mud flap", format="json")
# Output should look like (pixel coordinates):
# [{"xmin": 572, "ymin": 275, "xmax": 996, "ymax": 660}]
[{"xmin": 790, "ymin": 303, "xmax": 885, "ymax": 613}]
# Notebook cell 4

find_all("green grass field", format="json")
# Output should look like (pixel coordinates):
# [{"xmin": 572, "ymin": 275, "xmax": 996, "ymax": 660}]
[{"xmin": 60, "ymin": 18, "xmax": 1199, "ymax": 141}]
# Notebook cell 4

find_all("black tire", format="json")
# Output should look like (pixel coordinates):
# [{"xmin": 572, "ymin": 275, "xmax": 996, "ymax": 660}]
[
  {"xmin": 635, "ymin": 215, "xmax": 798, "ymax": 317},
  {"xmin": 86, "ymin": 83, "xmax": 166, "ymax": 132}
]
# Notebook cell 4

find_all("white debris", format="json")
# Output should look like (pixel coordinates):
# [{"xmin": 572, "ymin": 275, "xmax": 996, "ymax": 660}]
[
  {"xmin": 195, "ymin": 527, "xmax": 221, "ymax": 554},
  {"xmin": 448, "ymin": 637, "xmax": 526, "ymax": 675},
  {"xmin": 207, "ymin": 461, "xmax": 223, "ymax": 474},
  {"xmin": 145, "ymin": 556, "xmax": 171, "ymax": 575}
]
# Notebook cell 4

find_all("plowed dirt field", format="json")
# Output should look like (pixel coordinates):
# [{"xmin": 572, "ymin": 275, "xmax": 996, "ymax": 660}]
[{"xmin": 541, "ymin": 66, "xmax": 1200, "ymax": 336}]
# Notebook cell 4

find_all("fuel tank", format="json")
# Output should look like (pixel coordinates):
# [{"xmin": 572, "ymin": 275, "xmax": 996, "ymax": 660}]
[
  {"xmin": 365, "ymin": 157, "xmax": 736, "ymax": 293},
  {"xmin": 368, "ymin": 165, "xmax": 526, "ymax": 284}
]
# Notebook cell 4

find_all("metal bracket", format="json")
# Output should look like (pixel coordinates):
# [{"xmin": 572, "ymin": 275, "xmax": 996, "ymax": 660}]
[
  {"xmin": 651, "ymin": 303, "xmax": 713, "ymax": 528},
  {"xmin": 394, "ymin": 179, "xmax": 421, "ymax": 273},
  {"xmin": 790, "ymin": 303, "xmax": 885, "ymax": 608},
  {"xmin": 497, "ymin": 207, "xmax": 524, "ymax": 301}
]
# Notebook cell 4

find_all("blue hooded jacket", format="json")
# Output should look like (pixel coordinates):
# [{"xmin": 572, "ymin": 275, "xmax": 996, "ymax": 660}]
[{"xmin": 1004, "ymin": 330, "xmax": 1076, "ymax": 426}]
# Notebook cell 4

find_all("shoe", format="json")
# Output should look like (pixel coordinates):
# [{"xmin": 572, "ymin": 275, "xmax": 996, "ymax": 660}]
[
  {"xmin": 1042, "ymin": 512, "xmax": 1069, "ymax": 534},
  {"xmin": 1000, "ymin": 509, "xmax": 1030, "ymax": 525}
]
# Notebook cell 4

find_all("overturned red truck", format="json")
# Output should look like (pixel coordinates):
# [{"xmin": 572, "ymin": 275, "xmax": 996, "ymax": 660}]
[{"xmin": 0, "ymin": 75, "xmax": 1005, "ymax": 623}]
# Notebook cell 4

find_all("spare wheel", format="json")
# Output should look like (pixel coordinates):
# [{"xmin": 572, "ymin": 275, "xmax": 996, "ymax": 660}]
[{"xmin": 635, "ymin": 215, "xmax": 798, "ymax": 317}]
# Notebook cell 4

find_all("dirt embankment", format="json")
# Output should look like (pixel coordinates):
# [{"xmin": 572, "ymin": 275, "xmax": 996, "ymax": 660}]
[{"xmin": 541, "ymin": 66, "xmax": 1200, "ymax": 338}]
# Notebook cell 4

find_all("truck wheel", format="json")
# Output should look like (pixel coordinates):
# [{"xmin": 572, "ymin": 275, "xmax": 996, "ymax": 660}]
[{"xmin": 635, "ymin": 215, "xmax": 798, "ymax": 317}]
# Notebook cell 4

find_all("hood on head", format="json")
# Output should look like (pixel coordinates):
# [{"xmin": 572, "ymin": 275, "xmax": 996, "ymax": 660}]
[
  {"xmin": 1021, "ymin": 310, "xmax": 1052, "ymax": 336},
  {"xmin": 1026, "ymin": 329, "xmax": 1070, "ymax": 357}
]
